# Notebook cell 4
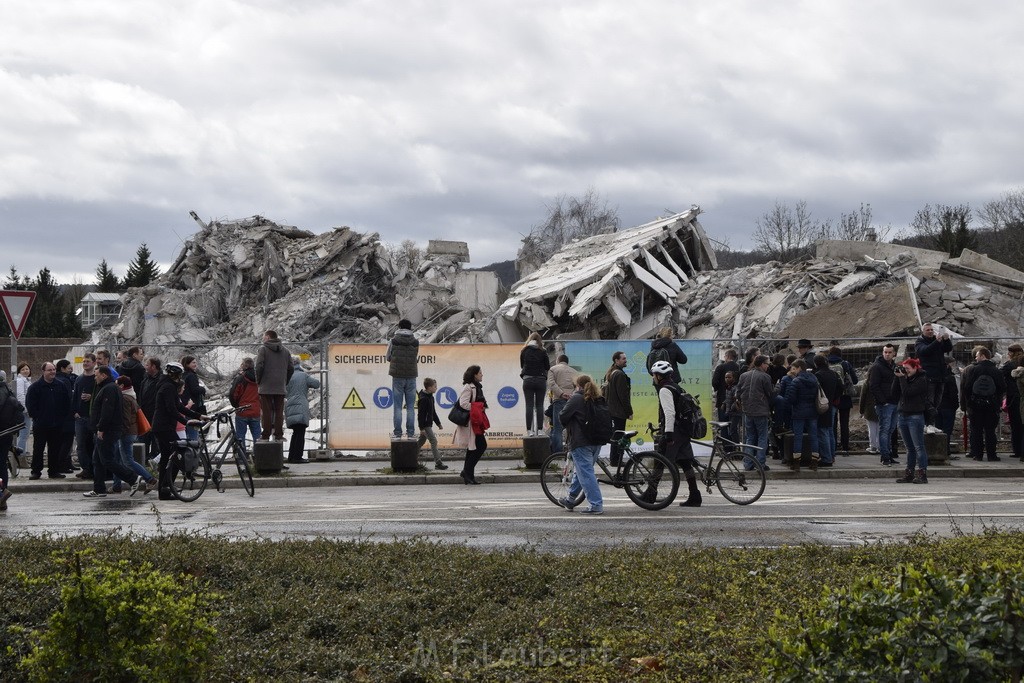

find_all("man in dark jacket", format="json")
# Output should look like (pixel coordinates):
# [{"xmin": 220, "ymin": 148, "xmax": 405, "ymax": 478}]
[
  {"xmin": 826, "ymin": 346, "xmax": 858, "ymax": 453},
  {"xmin": 53, "ymin": 360, "xmax": 78, "ymax": 474},
  {"xmin": 255, "ymin": 330, "xmax": 293, "ymax": 441},
  {"xmin": 813, "ymin": 355, "xmax": 842, "ymax": 466},
  {"xmin": 645, "ymin": 327, "xmax": 687, "ymax": 384},
  {"xmin": 603, "ymin": 351, "xmax": 632, "ymax": 466},
  {"xmin": 416, "ymin": 378, "xmax": 446, "ymax": 470},
  {"xmin": 72, "ymin": 354, "xmax": 97, "ymax": 479},
  {"xmin": 116, "ymin": 346, "xmax": 146, "ymax": 395},
  {"xmin": 915, "ymin": 323, "xmax": 953, "ymax": 424},
  {"xmin": 737, "ymin": 355, "xmax": 774, "ymax": 471},
  {"xmin": 960, "ymin": 345, "xmax": 1006, "ymax": 462},
  {"xmin": 1003, "ymin": 344, "xmax": 1024, "ymax": 459},
  {"xmin": 868, "ymin": 344, "xmax": 900, "ymax": 466},
  {"xmin": 796, "ymin": 339, "xmax": 816, "ymax": 363},
  {"xmin": 386, "ymin": 319, "xmax": 419, "ymax": 439},
  {"xmin": 712, "ymin": 348, "xmax": 740, "ymax": 423},
  {"xmin": 85, "ymin": 365, "xmax": 142, "ymax": 498},
  {"xmin": 25, "ymin": 362, "xmax": 71, "ymax": 480},
  {"xmin": 785, "ymin": 359, "xmax": 821, "ymax": 471}
]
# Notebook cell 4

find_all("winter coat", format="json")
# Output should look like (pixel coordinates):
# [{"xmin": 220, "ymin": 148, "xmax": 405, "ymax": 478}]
[
  {"xmin": 712, "ymin": 360, "xmax": 740, "ymax": 410},
  {"xmin": 737, "ymin": 368, "xmax": 774, "ymax": 418},
  {"xmin": 54, "ymin": 373, "xmax": 76, "ymax": 433},
  {"xmin": 120, "ymin": 390, "xmax": 140, "ymax": 437},
  {"xmin": 774, "ymin": 374, "xmax": 794, "ymax": 427},
  {"xmin": 386, "ymin": 329, "xmax": 419, "ymax": 378},
  {"xmin": 646, "ymin": 337, "xmax": 688, "ymax": 383},
  {"xmin": 891, "ymin": 372, "xmax": 933, "ymax": 415},
  {"xmin": 915, "ymin": 334, "xmax": 953, "ymax": 380},
  {"xmin": 785, "ymin": 370, "xmax": 820, "ymax": 421},
  {"xmin": 15, "ymin": 374, "xmax": 29, "ymax": 405},
  {"xmin": 71, "ymin": 373, "xmax": 96, "ymax": 418},
  {"xmin": 89, "ymin": 378, "xmax": 123, "ymax": 434},
  {"xmin": 604, "ymin": 367, "xmax": 632, "ymax": 420},
  {"xmin": 519, "ymin": 343, "xmax": 550, "ymax": 378},
  {"xmin": 1012, "ymin": 366, "xmax": 1024, "ymax": 422},
  {"xmin": 826, "ymin": 354, "xmax": 858, "ymax": 410},
  {"xmin": 1003, "ymin": 360, "xmax": 1021, "ymax": 403},
  {"xmin": 815, "ymin": 367, "xmax": 842, "ymax": 426},
  {"xmin": 182, "ymin": 368, "xmax": 207, "ymax": 414},
  {"xmin": 868, "ymin": 356, "xmax": 897, "ymax": 406},
  {"xmin": 229, "ymin": 369, "xmax": 261, "ymax": 418},
  {"xmin": 116, "ymin": 357, "xmax": 146, "ymax": 394},
  {"xmin": 417, "ymin": 390, "xmax": 442, "ymax": 430},
  {"xmin": 151, "ymin": 377, "xmax": 202, "ymax": 433},
  {"xmin": 940, "ymin": 368, "xmax": 960, "ymax": 412},
  {"xmin": 285, "ymin": 367, "xmax": 321, "ymax": 427},
  {"xmin": 256, "ymin": 339, "xmax": 293, "ymax": 395},
  {"xmin": 559, "ymin": 390, "xmax": 606, "ymax": 448},
  {"xmin": 960, "ymin": 359, "xmax": 1006, "ymax": 416},
  {"xmin": 453, "ymin": 383, "xmax": 486, "ymax": 448},
  {"xmin": 139, "ymin": 372, "xmax": 161, "ymax": 419},
  {"xmin": 546, "ymin": 362, "xmax": 578, "ymax": 401},
  {"xmin": 24, "ymin": 377, "xmax": 72, "ymax": 429},
  {"xmin": 858, "ymin": 380, "xmax": 877, "ymax": 422}
]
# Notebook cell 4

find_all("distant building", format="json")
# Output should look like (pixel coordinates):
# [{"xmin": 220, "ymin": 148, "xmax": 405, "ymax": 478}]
[{"xmin": 78, "ymin": 292, "xmax": 122, "ymax": 329}]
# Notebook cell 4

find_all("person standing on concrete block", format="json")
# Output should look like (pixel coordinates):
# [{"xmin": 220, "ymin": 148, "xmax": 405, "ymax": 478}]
[
  {"xmin": 285, "ymin": 356, "xmax": 320, "ymax": 463},
  {"xmin": 915, "ymin": 323, "xmax": 953, "ymax": 424},
  {"xmin": 255, "ymin": 330, "xmax": 293, "ymax": 441},
  {"xmin": 519, "ymin": 332, "xmax": 550, "ymax": 436},
  {"xmin": 546, "ymin": 354, "xmax": 578, "ymax": 454},
  {"xmin": 386, "ymin": 319, "xmax": 419, "ymax": 439}
]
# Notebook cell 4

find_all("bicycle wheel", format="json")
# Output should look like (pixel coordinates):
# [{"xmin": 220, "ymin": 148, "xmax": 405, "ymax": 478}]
[
  {"xmin": 540, "ymin": 451, "xmax": 585, "ymax": 509},
  {"xmin": 233, "ymin": 442, "xmax": 255, "ymax": 497},
  {"xmin": 623, "ymin": 450, "xmax": 680, "ymax": 511},
  {"xmin": 169, "ymin": 446, "xmax": 211, "ymax": 502},
  {"xmin": 8, "ymin": 449, "xmax": 19, "ymax": 478},
  {"xmin": 714, "ymin": 453, "xmax": 766, "ymax": 505}
]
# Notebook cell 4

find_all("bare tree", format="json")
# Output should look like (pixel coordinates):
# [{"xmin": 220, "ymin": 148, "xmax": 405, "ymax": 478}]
[
  {"xmin": 517, "ymin": 188, "xmax": 620, "ymax": 276},
  {"xmin": 911, "ymin": 203, "xmax": 977, "ymax": 257},
  {"xmin": 386, "ymin": 239, "xmax": 424, "ymax": 279},
  {"xmin": 977, "ymin": 187, "xmax": 1024, "ymax": 270},
  {"xmin": 752, "ymin": 200, "xmax": 826, "ymax": 262}
]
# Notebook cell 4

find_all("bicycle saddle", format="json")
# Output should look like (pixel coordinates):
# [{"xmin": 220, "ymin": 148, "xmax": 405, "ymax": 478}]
[{"xmin": 612, "ymin": 430, "xmax": 637, "ymax": 439}]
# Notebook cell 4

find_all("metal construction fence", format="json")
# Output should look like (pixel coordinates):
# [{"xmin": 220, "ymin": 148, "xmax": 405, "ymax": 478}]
[{"xmin": 4, "ymin": 334, "xmax": 1023, "ymax": 451}]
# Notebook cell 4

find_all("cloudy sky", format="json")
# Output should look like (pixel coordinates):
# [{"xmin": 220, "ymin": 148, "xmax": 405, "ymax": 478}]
[{"xmin": 2, "ymin": 1, "xmax": 1023, "ymax": 283}]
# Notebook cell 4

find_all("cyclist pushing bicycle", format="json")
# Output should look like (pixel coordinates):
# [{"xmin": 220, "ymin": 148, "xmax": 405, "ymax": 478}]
[{"xmin": 650, "ymin": 360, "xmax": 702, "ymax": 508}]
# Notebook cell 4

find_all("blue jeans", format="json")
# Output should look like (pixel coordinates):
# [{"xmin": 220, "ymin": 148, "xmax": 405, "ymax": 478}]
[
  {"xmin": 234, "ymin": 416, "xmax": 262, "ymax": 448},
  {"xmin": 549, "ymin": 399, "xmax": 568, "ymax": 453},
  {"xmin": 112, "ymin": 435, "xmax": 152, "ymax": 488},
  {"xmin": 817, "ymin": 407, "xmax": 836, "ymax": 464},
  {"xmin": 17, "ymin": 414, "xmax": 31, "ymax": 452},
  {"xmin": 75, "ymin": 416, "xmax": 94, "ymax": 474},
  {"xmin": 898, "ymin": 412, "xmax": 927, "ymax": 471},
  {"xmin": 877, "ymin": 403, "xmax": 898, "ymax": 461},
  {"xmin": 567, "ymin": 444, "xmax": 603, "ymax": 511},
  {"xmin": 392, "ymin": 377, "xmax": 417, "ymax": 437},
  {"xmin": 791, "ymin": 417, "xmax": 819, "ymax": 458},
  {"xmin": 743, "ymin": 415, "xmax": 770, "ymax": 468}
]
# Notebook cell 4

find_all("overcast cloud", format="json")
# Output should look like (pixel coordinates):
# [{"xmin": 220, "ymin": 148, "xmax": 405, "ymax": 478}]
[{"xmin": 2, "ymin": 1, "xmax": 1023, "ymax": 282}]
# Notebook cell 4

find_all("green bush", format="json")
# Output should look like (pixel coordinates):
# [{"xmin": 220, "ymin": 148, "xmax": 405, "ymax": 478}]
[
  {"xmin": 766, "ymin": 561, "xmax": 1024, "ymax": 682},
  {"xmin": 13, "ymin": 549, "xmax": 220, "ymax": 683}
]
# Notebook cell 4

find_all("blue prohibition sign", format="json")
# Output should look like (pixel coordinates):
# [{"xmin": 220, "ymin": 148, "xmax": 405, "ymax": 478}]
[
  {"xmin": 373, "ymin": 387, "xmax": 393, "ymax": 409},
  {"xmin": 496, "ymin": 386, "xmax": 519, "ymax": 409},
  {"xmin": 436, "ymin": 386, "xmax": 458, "ymax": 410}
]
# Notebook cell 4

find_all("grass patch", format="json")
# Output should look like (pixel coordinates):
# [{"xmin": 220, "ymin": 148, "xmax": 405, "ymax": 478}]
[{"xmin": 2, "ymin": 532, "xmax": 1024, "ymax": 681}]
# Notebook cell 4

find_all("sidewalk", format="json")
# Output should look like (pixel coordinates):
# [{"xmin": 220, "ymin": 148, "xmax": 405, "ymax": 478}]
[{"xmin": 9, "ymin": 449, "xmax": 1024, "ymax": 493}]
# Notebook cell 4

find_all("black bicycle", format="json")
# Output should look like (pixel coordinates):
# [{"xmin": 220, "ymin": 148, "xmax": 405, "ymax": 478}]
[
  {"xmin": 169, "ymin": 407, "xmax": 255, "ymax": 502},
  {"xmin": 2, "ymin": 423, "xmax": 23, "ymax": 479},
  {"xmin": 540, "ymin": 426, "xmax": 681, "ymax": 511}
]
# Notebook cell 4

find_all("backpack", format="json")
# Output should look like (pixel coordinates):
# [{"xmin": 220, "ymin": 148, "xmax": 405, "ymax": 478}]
[
  {"xmin": 581, "ymin": 397, "xmax": 615, "ymax": 446},
  {"xmin": 829, "ymin": 361, "xmax": 857, "ymax": 398},
  {"xmin": 664, "ymin": 384, "xmax": 708, "ymax": 439},
  {"xmin": 0, "ymin": 385, "xmax": 26, "ymax": 432},
  {"xmin": 971, "ymin": 372, "xmax": 998, "ymax": 407},
  {"xmin": 816, "ymin": 384, "xmax": 831, "ymax": 414},
  {"xmin": 646, "ymin": 347, "xmax": 671, "ymax": 373}
]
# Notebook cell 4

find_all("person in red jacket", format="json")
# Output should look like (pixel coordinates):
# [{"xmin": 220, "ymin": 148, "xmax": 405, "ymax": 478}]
[{"xmin": 229, "ymin": 357, "xmax": 262, "ymax": 448}]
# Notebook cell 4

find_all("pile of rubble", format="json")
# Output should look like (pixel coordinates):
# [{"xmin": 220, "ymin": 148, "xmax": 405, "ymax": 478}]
[{"xmin": 113, "ymin": 215, "xmax": 499, "ymax": 350}]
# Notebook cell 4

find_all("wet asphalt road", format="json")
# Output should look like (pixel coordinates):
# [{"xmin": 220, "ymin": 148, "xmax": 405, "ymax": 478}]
[{"xmin": 3, "ymin": 478, "xmax": 1023, "ymax": 551}]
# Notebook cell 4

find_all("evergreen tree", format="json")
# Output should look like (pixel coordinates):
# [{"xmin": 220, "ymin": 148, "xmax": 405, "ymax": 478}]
[
  {"xmin": 3, "ymin": 265, "xmax": 29, "ymax": 290},
  {"xmin": 95, "ymin": 259, "xmax": 122, "ymax": 292},
  {"xmin": 20, "ymin": 268, "xmax": 83, "ymax": 338},
  {"xmin": 123, "ymin": 243, "xmax": 161, "ymax": 288}
]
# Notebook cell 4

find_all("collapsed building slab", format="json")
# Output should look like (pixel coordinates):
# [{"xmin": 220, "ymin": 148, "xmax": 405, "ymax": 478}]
[{"xmin": 488, "ymin": 207, "xmax": 717, "ymax": 341}]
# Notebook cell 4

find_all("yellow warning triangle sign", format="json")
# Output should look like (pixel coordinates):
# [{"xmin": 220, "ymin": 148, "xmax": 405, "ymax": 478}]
[{"xmin": 342, "ymin": 388, "xmax": 365, "ymax": 409}]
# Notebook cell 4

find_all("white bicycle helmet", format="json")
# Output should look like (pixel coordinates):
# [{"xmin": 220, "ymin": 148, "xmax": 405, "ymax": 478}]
[
  {"xmin": 650, "ymin": 360, "xmax": 674, "ymax": 376},
  {"xmin": 165, "ymin": 361, "xmax": 184, "ymax": 376}
]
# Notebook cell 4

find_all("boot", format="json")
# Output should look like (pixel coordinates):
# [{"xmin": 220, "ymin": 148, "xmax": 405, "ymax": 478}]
[
  {"xmin": 912, "ymin": 468, "xmax": 928, "ymax": 484},
  {"xmin": 809, "ymin": 452, "xmax": 820, "ymax": 472},
  {"xmin": 895, "ymin": 468, "xmax": 914, "ymax": 483},
  {"xmin": 679, "ymin": 476, "xmax": 702, "ymax": 507}
]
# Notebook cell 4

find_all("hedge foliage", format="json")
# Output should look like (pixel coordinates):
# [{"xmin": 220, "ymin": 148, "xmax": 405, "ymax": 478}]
[{"xmin": 1, "ymin": 531, "xmax": 1023, "ymax": 682}]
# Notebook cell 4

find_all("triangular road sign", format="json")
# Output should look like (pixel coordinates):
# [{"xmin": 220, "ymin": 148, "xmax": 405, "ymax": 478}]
[{"xmin": 0, "ymin": 290, "xmax": 36, "ymax": 340}]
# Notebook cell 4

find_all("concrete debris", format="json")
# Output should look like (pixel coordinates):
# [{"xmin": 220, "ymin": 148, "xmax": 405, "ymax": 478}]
[
  {"xmin": 488, "ymin": 208, "xmax": 717, "ymax": 341},
  {"xmin": 113, "ymin": 215, "xmax": 499, "ymax": 350}
]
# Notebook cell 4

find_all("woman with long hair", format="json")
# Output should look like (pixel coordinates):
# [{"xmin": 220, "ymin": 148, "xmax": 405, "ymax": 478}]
[
  {"xmin": 556, "ymin": 374, "xmax": 605, "ymax": 514},
  {"xmin": 453, "ymin": 365, "xmax": 489, "ymax": 484},
  {"xmin": 519, "ymin": 332, "xmax": 549, "ymax": 436}
]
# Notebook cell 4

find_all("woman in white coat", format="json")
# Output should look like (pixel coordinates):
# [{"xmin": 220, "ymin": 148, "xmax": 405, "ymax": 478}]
[{"xmin": 453, "ymin": 365, "xmax": 488, "ymax": 485}]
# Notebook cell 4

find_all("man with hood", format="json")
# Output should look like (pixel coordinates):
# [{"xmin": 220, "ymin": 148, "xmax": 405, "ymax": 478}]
[
  {"xmin": 255, "ymin": 330, "xmax": 293, "ymax": 441},
  {"xmin": 116, "ymin": 346, "xmax": 146, "ymax": 393},
  {"xmin": 645, "ymin": 327, "xmax": 688, "ymax": 384},
  {"xmin": 386, "ymin": 319, "xmax": 419, "ymax": 439}
]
